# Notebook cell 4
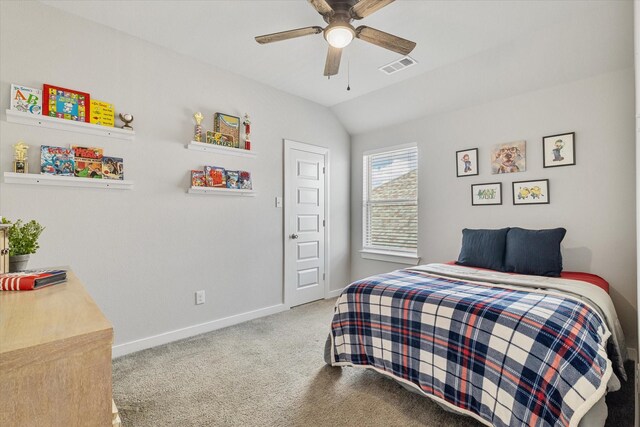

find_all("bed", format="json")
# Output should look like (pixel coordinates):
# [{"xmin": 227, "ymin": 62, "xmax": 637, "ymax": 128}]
[{"xmin": 324, "ymin": 228, "xmax": 627, "ymax": 427}]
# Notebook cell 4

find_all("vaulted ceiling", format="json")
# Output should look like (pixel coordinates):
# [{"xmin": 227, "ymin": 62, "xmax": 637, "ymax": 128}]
[{"xmin": 42, "ymin": 0, "xmax": 633, "ymax": 134}]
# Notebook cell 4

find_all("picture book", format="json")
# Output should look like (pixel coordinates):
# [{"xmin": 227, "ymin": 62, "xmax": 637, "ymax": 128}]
[
  {"xmin": 10, "ymin": 84, "xmax": 42, "ymax": 115},
  {"xmin": 89, "ymin": 99, "xmax": 115, "ymax": 127},
  {"xmin": 72, "ymin": 146, "xmax": 103, "ymax": 178},
  {"xmin": 204, "ymin": 166, "xmax": 226, "ymax": 187},
  {"xmin": 191, "ymin": 170, "xmax": 206, "ymax": 187},
  {"xmin": 225, "ymin": 170, "xmax": 239, "ymax": 189},
  {"xmin": 102, "ymin": 156, "xmax": 124, "ymax": 180},
  {"xmin": 40, "ymin": 146, "xmax": 75, "ymax": 176},
  {"xmin": 238, "ymin": 171, "xmax": 252, "ymax": 190},
  {"xmin": 213, "ymin": 113, "xmax": 240, "ymax": 147},
  {"xmin": 43, "ymin": 84, "xmax": 90, "ymax": 122},
  {"xmin": 205, "ymin": 131, "xmax": 235, "ymax": 147},
  {"xmin": 0, "ymin": 269, "xmax": 67, "ymax": 291}
]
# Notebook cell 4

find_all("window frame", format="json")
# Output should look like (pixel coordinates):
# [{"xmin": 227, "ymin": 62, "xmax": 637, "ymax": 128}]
[{"xmin": 361, "ymin": 143, "xmax": 420, "ymax": 265}]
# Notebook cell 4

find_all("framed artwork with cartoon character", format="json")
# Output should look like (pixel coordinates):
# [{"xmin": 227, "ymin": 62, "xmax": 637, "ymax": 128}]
[
  {"xmin": 471, "ymin": 182, "xmax": 502, "ymax": 206},
  {"xmin": 543, "ymin": 132, "xmax": 575, "ymax": 168},
  {"xmin": 512, "ymin": 179, "xmax": 549, "ymax": 205},
  {"xmin": 456, "ymin": 148, "xmax": 478, "ymax": 177}
]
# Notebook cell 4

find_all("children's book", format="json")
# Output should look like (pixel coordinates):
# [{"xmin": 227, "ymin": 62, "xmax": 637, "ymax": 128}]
[
  {"xmin": 191, "ymin": 170, "xmax": 206, "ymax": 187},
  {"xmin": 213, "ymin": 113, "xmax": 240, "ymax": 147},
  {"xmin": 204, "ymin": 166, "xmax": 226, "ymax": 187},
  {"xmin": 90, "ymin": 99, "xmax": 115, "ymax": 127},
  {"xmin": 72, "ymin": 146, "xmax": 103, "ymax": 178},
  {"xmin": 238, "ymin": 171, "xmax": 252, "ymax": 190},
  {"xmin": 11, "ymin": 84, "xmax": 42, "ymax": 115},
  {"xmin": 102, "ymin": 156, "xmax": 124, "ymax": 180},
  {"xmin": 225, "ymin": 170, "xmax": 239, "ymax": 189},
  {"xmin": 43, "ymin": 84, "xmax": 90, "ymax": 122},
  {"xmin": 40, "ymin": 146, "xmax": 75, "ymax": 176}
]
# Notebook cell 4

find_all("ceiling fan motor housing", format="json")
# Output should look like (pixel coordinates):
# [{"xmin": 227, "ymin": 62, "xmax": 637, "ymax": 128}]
[{"xmin": 321, "ymin": 0, "xmax": 359, "ymax": 23}]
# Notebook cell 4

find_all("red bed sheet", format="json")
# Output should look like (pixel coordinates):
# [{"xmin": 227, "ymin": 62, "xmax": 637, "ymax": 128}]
[{"xmin": 444, "ymin": 261, "xmax": 609, "ymax": 293}]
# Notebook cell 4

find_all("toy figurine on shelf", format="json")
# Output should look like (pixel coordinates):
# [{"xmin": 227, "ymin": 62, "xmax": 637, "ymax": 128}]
[
  {"xmin": 193, "ymin": 112, "xmax": 204, "ymax": 142},
  {"xmin": 243, "ymin": 113, "xmax": 251, "ymax": 150},
  {"xmin": 119, "ymin": 113, "xmax": 134, "ymax": 130},
  {"xmin": 13, "ymin": 141, "xmax": 29, "ymax": 173}
]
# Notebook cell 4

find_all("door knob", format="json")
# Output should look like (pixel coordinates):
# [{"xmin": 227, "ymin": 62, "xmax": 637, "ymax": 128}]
[{"xmin": 290, "ymin": 234, "xmax": 299, "ymax": 239}]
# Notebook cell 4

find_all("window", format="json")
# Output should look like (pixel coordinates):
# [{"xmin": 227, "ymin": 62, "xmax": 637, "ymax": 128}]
[{"xmin": 362, "ymin": 144, "xmax": 418, "ymax": 261}]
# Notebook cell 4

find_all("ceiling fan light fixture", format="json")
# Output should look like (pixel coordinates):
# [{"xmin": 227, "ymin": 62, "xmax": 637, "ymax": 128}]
[{"xmin": 324, "ymin": 23, "xmax": 355, "ymax": 48}]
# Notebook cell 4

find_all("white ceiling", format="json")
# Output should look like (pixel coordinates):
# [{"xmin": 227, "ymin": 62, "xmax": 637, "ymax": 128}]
[{"xmin": 41, "ymin": 0, "xmax": 633, "ymax": 134}]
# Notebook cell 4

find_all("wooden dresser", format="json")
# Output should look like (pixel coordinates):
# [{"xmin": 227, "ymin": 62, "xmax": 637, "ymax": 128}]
[{"xmin": 0, "ymin": 270, "xmax": 114, "ymax": 426}]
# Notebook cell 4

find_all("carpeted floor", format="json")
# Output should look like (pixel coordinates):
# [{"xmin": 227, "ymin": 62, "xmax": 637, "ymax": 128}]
[{"xmin": 113, "ymin": 298, "xmax": 635, "ymax": 426}]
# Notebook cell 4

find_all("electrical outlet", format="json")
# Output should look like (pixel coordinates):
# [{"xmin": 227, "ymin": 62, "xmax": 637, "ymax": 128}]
[{"xmin": 195, "ymin": 290, "xmax": 205, "ymax": 305}]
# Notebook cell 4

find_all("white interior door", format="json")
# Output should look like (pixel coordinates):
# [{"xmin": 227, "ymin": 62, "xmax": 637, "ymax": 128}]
[{"xmin": 284, "ymin": 140, "xmax": 327, "ymax": 307}]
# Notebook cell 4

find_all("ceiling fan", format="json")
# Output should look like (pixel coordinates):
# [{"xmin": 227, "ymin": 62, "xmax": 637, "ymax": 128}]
[{"xmin": 255, "ymin": 0, "xmax": 416, "ymax": 77}]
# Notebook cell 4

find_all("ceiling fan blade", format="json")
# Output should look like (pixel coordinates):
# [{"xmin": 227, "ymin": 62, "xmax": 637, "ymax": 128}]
[
  {"xmin": 308, "ymin": 0, "xmax": 334, "ymax": 16},
  {"xmin": 324, "ymin": 46, "xmax": 342, "ymax": 76},
  {"xmin": 351, "ymin": 0, "xmax": 395, "ymax": 19},
  {"xmin": 255, "ymin": 26, "xmax": 323, "ymax": 44},
  {"xmin": 355, "ymin": 26, "xmax": 416, "ymax": 55}
]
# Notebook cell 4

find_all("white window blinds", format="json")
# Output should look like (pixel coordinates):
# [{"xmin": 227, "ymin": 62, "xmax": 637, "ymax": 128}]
[{"xmin": 363, "ymin": 145, "xmax": 418, "ymax": 253}]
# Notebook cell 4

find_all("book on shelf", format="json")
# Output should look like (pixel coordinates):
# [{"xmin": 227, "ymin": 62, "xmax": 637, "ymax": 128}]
[
  {"xmin": 191, "ymin": 170, "xmax": 206, "ymax": 187},
  {"xmin": 204, "ymin": 166, "xmax": 226, "ymax": 187},
  {"xmin": 72, "ymin": 146, "xmax": 103, "ymax": 178},
  {"xmin": 89, "ymin": 99, "xmax": 115, "ymax": 127},
  {"xmin": 225, "ymin": 170, "xmax": 239, "ymax": 189},
  {"xmin": 10, "ymin": 84, "xmax": 42, "ymax": 115},
  {"xmin": 0, "ymin": 269, "xmax": 67, "ymax": 291},
  {"xmin": 205, "ymin": 131, "xmax": 234, "ymax": 148},
  {"xmin": 238, "ymin": 171, "xmax": 252, "ymax": 190},
  {"xmin": 213, "ymin": 113, "xmax": 240, "ymax": 147},
  {"xmin": 43, "ymin": 84, "xmax": 90, "ymax": 122},
  {"xmin": 102, "ymin": 156, "xmax": 124, "ymax": 180},
  {"xmin": 40, "ymin": 145, "xmax": 75, "ymax": 176}
]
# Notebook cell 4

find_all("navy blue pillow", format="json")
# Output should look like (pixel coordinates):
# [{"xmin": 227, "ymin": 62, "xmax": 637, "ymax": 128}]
[
  {"xmin": 504, "ymin": 227, "xmax": 567, "ymax": 277},
  {"xmin": 456, "ymin": 228, "xmax": 509, "ymax": 271}
]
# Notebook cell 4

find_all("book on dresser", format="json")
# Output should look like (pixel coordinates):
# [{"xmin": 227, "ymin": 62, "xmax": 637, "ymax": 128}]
[{"xmin": 0, "ymin": 269, "xmax": 67, "ymax": 291}]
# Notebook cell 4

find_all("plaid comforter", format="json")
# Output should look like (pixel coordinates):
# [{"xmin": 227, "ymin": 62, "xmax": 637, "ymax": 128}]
[{"xmin": 329, "ymin": 269, "xmax": 612, "ymax": 427}]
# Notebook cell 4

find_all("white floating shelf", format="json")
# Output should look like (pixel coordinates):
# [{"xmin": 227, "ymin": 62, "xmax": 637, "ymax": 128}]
[
  {"xmin": 4, "ymin": 172, "xmax": 133, "ymax": 190},
  {"xmin": 187, "ymin": 186, "xmax": 255, "ymax": 197},
  {"xmin": 5, "ymin": 110, "xmax": 135, "ymax": 141},
  {"xmin": 186, "ymin": 141, "xmax": 256, "ymax": 158}
]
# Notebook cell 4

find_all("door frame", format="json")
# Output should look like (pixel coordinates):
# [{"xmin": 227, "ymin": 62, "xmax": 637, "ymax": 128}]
[{"xmin": 283, "ymin": 139, "xmax": 330, "ymax": 308}]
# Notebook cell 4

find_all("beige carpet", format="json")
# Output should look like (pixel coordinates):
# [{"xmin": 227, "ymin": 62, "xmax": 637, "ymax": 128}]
[{"xmin": 113, "ymin": 298, "xmax": 634, "ymax": 426}]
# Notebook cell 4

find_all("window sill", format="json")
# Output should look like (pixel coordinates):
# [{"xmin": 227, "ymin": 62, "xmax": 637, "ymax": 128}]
[{"xmin": 360, "ymin": 249, "xmax": 421, "ymax": 265}]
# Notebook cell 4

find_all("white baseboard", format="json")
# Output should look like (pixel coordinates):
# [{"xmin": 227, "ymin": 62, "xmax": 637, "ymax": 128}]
[
  {"xmin": 326, "ymin": 287, "xmax": 344, "ymax": 298},
  {"xmin": 112, "ymin": 303, "xmax": 287, "ymax": 358}
]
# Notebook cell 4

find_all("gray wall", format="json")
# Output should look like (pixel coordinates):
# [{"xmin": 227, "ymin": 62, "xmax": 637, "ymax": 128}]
[
  {"xmin": 0, "ymin": 1, "xmax": 351, "ymax": 348},
  {"xmin": 351, "ymin": 69, "xmax": 638, "ymax": 349}
]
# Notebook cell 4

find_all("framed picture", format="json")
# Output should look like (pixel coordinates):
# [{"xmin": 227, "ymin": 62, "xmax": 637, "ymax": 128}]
[
  {"xmin": 214, "ymin": 113, "xmax": 240, "ymax": 148},
  {"xmin": 42, "ymin": 84, "xmax": 90, "ymax": 123},
  {"xmin": 471, "ymin": 182, "xmax": 502, "ymax": 206},
  {"xmin": 456, "ymin": 148, "xmax": 478, "ymax": 177},
  {"xmin": 512, "ymin": 179, "xmax": 549, "ymax": 205},
  {"xmin": 491, "ymin": 140, "xmax": 526, "ymax": 174},
  {"xmin": 543, "ymin": 132, "xmax": 575, "ymax": 168}
]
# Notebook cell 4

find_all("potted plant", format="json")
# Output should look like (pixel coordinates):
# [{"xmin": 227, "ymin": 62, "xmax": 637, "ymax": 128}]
[{"xmin": 1, "ymin": 218, "xmax": 45, "ymax": 272}]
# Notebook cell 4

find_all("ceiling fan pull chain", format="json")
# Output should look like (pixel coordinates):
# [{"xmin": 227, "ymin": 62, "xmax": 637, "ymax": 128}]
[{"xmin": 347, "ymin": 60, "xmax": 351, "ymax": 91}]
